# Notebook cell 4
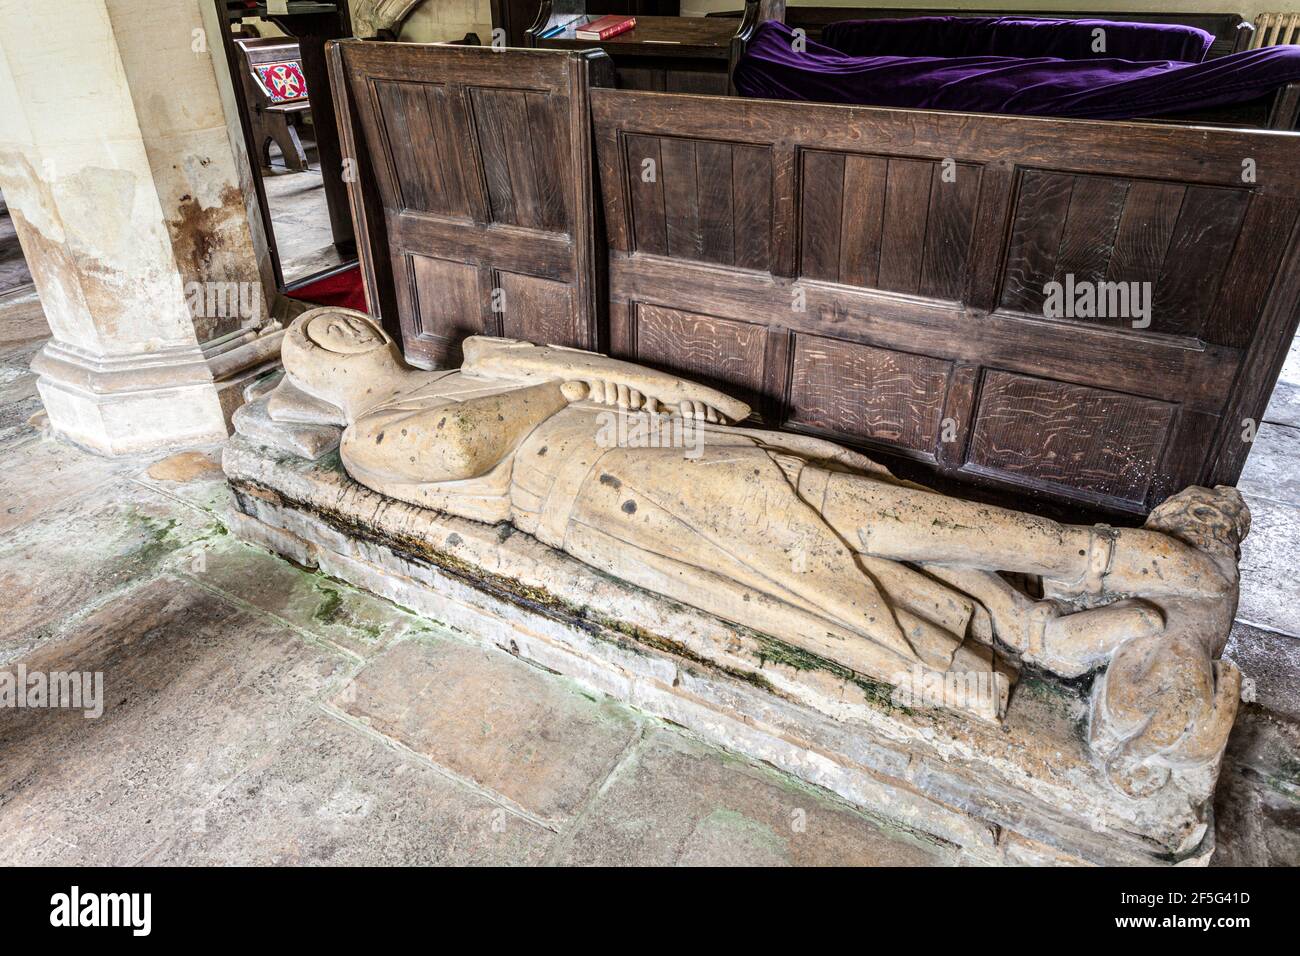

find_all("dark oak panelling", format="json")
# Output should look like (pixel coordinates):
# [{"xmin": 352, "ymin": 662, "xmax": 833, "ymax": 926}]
[
  {"xmin": 335, "ymin": 54, "xmax": 1300, "ymax": 518},
  {"xmin": 799, "ymin": 153, "xmax": 980, "ymax": 301},
  {"xmin": 1106, "ymin": 181, "xmax": 1184, "ymax": 289},
  {"xmin": 408, "ymin": 255, "xmax": 482, "ymax": 368},
  {"xmin": 967, "ymin": 372, "xmax": 1178, "ymax": 506},
  {"xmin": 497, "ymin": 271, "xmax": 581, "ymax": 347},
  {"xmin": 468, "ymin": 87, "xmax": 571, "ymax": 232},
  {"xmin": 787, "ymin": 334, "xmax": 951, "ymax": 458},
  {"xmin": 633, "ymin": 304, "xmax": 768, "ymax": 406},
  {"xmin": 999, "ymin": 170, "xmax": 1252, "ymax": 339},
  {"xmin": 624, "ymin": 135, "xmax": 773, "ymax": 271},
  {"xmin": 372, "ymin": 81, "xmax": 469, "ymax": 219},
  {"xmin": 1153, "ymin": 187, "xmax": 1250, "ymax": 338},
  {"xmin": 1000, "ymin": 170, "xmax": 1074, "ymax": 315},
  {"xmin": 593, "ymin": 89, "xmax": 1300, "ymax": 515},
  {"xmin": 334, "ymin": 41, "xmax": 611, "ymax": 367}
]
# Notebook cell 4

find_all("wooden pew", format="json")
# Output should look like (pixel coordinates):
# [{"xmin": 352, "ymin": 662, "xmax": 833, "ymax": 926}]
[
  {"xmin": 709, "ymin": 6, "xmax": 1256, "ymax": 57},
  {"xmin": 327, "ymin": 41, "xmax": 615, "ymax": 366},
  {"xmin": 234, "ymin": 37, "xmax": 313, "ymax": 172},
  {"xmin": 327, "ymin": 39, "xmax": 1300, "ymax": 518},
  {"xmin": 591, "ymin": 90, "xmax": 1300, "ymax": 517},
  {"xmin": 713, "ymin": 6, "xmax": 1299, "ymax": 130}
]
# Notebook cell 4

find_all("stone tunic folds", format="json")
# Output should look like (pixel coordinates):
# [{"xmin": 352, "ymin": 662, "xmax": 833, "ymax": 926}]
[{"xmin": 338, "ymin": 372, "xmax": 996, "ymax": 684}]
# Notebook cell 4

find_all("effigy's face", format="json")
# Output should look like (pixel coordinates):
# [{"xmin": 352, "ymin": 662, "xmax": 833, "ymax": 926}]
[{"xmin": 306, "ymin": 313, "xmax": 387, "ymax": 354}]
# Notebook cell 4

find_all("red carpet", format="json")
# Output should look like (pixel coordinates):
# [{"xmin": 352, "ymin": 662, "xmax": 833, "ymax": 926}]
[{"xmin": 289, "ymin": 264, "xmax": 367, "ymax": 313}]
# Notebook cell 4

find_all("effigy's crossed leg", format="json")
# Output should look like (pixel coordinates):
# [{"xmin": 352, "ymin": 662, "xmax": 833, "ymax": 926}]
[
  {"xmin": 811, "ymin": 472, "xmax": 1239, "ymax": 670},
  {"xmin": 811, "ymin": 469, "xmax": 1247, "ymax": 799}
]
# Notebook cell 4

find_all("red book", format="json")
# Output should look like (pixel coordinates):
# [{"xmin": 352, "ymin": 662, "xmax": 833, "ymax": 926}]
[{"xmin": 574, "ymin": 15, "xmax": 636, "ymax": 40}]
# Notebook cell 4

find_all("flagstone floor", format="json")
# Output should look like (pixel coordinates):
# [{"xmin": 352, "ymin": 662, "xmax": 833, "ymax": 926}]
[
  {"xmin": 262, "ymin": 136, "xmax": 347, "ymax": 284},
  {"xmin": 1, "ymin": 286, "xmax": 1297, "ymax": 866}
]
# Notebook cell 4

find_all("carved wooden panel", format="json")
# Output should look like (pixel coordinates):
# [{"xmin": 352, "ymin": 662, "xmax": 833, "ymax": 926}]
[
  {"xmin": 631, "ymin": 304, "xmax": 768, "ymax": 406},
  {"xmin": 787, "ymin": 334, "xmax": 952, "ymax": 458},
  {"xmin": 372, "ymin": 80, "xmax": 474, "ymax": 219},
  {"xmin": 999, "ymin": 170, "xmax": 1251, "ymax": 340},
  {"xmin": 624, "ymin": 135, "xmax": 774, "ymax": 271},
  {"xmin": 595, "ymin": 89, "xmax": 1300, "ymax": 514},
  {"xmin": 966, "ymin": 371, "xmax": 1178, "ymax": 505},
  {"xmin": 409, "ymin": 255, "xmax": 482, "ymax": 368},
  {"xmin": 467, "ymin": 86, "xmax": 571, "ymax": 232},
  {"xmin": 497, "ymin": 271, "xmax": 580, "ymax": 347},
  {"xmin": 799, "ymin": 153, "xmax": 981, "ymax": 301},
  {"xmin": 335, "ymin": 42, "xmax": 610, "ymax": 367}
]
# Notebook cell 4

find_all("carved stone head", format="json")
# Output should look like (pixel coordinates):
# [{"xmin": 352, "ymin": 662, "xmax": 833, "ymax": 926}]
[
  {"xmin": 281, "ymin": 308, "xmax": 408, "ymax": 420},
  {"xmin": 1144, "ymin": 485, "xmax": 1251, "ymax": 558},
  {"xmin": 305, "ymin": 311, "xmax": 390, "ymax": 354}
]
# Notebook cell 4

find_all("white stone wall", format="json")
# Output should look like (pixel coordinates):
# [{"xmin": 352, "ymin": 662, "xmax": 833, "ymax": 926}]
[
  {"xmin": 0, "ymin": 0, "xmax": 267, "ymax": 453},
  {"xmin": 107, "ymin": 0, "xmax": 265, "ymax": 343}
]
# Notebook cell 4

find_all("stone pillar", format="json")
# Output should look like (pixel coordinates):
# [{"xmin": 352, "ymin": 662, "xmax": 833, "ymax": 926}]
[{"xmin": 0, "ymin": 0, "xmax": 265, "ymax": 455}]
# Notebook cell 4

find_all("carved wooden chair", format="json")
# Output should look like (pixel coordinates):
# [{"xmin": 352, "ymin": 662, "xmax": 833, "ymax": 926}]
[{"xmin": 234, "ymin": 36, "xmax": 312, "ymax": 172}]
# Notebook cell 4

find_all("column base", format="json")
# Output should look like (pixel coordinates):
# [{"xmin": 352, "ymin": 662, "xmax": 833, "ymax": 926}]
[{"xmin": 31, "ymin": 339, "xmax": 228, "ymax": 456}]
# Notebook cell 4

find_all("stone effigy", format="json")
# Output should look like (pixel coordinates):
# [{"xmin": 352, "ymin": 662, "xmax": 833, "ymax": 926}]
[{"xmin": 227, "ymin": 307, "xmax": 1250, "ymax": 862}]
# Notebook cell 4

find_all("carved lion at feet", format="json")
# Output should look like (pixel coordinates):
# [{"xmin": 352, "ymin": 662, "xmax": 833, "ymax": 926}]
[{"xmin": 1087, "ymin": 486, "xmax": 1248, "ymax": 807}]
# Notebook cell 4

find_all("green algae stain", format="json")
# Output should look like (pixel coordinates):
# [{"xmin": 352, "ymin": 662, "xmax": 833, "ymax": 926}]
[
  {"xmin": 313, "ymin": 584, "xmax": 345, "ymax": 626},
  {"xmin": 305, "ymin": 576, "xmax": 394, "ymax": 645},
  {"xmin": 754, "ymin": 635, "xmax": 913, "ymax": 717},
  {"xmin": 696, "ymin": 807, "xmax": 787, "ymax": 858},
  {"xmin": 125, "ymin": 513, "xmax": 184, "ymax": 569}
]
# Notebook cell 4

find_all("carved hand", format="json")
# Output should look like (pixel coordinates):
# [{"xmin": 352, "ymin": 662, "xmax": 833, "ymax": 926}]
[
  {"xmin": 559, "ymin": 379, "xmax": 735, "ymax": 422},
  {"xmin": 461, "ymin": 336, "xmax": 751, "ymax": 423}
]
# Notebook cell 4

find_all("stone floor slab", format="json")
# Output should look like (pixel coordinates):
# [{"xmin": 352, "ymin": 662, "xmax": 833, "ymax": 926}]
[
  {"xmin": 132, "ymin": 447, "xmax": 239, "ymax": 515},
  {"xmin": 0, "ymin": 392, "xmax": 42, "ymax": 450},
  {"xmin": 1224, "ymin": 622, "xmax": 1300, "ymax": 722},
  {"xmin": 0, "ymin": 361, "xmax": 37, "ymax": 405},
  {"xmin": 551, "ymin": 726, "xmax": 959, "ymax": 866},
  {"xmin": 1279, "ymin": 335, "xmax": 1300, "ymax": 387},
  {"xmin": 335, "ymin": 635, "xmax": 641, "ymax": 825},
  {"xmin": 0, "ymin": 288, "xmax": 48, "ymax": 361},
  {"xmin": 0, "ymin": 433, "xmax": 135, "ymax": 534},
  {"xmin": 1238, "ymin": 422, "xmax": 1300, "ymax": 508},
  {"xmin": 0, "ymin": 478, "xmax": 232, "ymax": 663},
  {"xmin": 0, "ymin": 575, "xmax": 350, "ymax": 865},
  {"xmin": 1212, "ymin": 709, "xmax": 1300, "ymax": 867},
  {"xmin": 143, "ymin": 711, "xmax": 557, "ymax": 865},
  {"xmin": 1264, "ymin": 379, "xmax": 1300, "ymax": 430},
  {"xmin": 183, "ymin": 536, "xmax": 420, "ymax": 657},
  {"xmin": 1238, "ymin": 494, "xmax": 1300, "ymax": 638}
]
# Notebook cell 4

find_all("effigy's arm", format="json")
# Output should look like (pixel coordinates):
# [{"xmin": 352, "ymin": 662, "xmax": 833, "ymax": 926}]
[{"xmin": 460, "ymin": 336, "xmax": 751, "ymax": 423}]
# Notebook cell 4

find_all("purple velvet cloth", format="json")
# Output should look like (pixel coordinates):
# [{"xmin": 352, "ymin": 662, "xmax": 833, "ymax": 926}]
[
  {"xmin": 733, "ymin": 21, "xmax": 1300, "ymax": 120},
  {"xmin": 821, "ymin": 16, "xmax": 1215, "ymax": 63}
]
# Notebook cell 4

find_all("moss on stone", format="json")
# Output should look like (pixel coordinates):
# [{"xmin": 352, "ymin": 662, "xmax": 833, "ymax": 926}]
[
  {"xmin": 229, "ymin": 477, "xmax": 803, "ymax": 699},
  {"xmin": 126, "ymin": 513, "xmax": 183, "ymax": 569},
  {"xmin": 754, "ymin": 635, "xmax": 913, "ymax": 716},
  {"xmin": 312, "ymin": 585, "xmax": 344, "ymax": 626}
]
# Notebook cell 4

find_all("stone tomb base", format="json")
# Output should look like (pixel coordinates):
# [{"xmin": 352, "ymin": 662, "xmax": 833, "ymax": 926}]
[{"xmin": 223, "ymin": 425, "xmax": 1219, "ymax": 866}]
